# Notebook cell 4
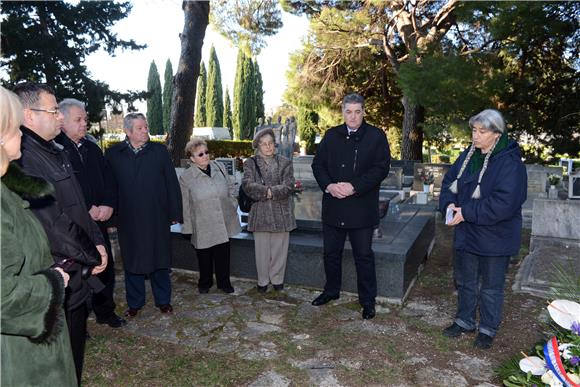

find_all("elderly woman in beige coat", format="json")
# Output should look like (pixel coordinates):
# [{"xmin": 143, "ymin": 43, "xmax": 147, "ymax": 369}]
[
  {"xmin": 242, "ymin": 128, "xmax": 296, "ymax": 293},
  {"xmin": 180, "ymin": 138, "xmax": 241, "ymax": 294}
]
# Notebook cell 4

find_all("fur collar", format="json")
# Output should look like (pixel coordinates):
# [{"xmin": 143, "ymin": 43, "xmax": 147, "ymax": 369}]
[{"xmin": 1, "ymin": 162, "xmax": 54, "ymax": 199}]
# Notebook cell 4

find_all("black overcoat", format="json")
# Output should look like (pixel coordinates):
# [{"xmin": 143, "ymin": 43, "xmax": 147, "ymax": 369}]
[
  {"xmin": 312, "ymin": 121, "xmax": 391, "ymax": 229},
  {"xmin": 104, "ymin": 141, "xmax": 182, "ymax": 274}
]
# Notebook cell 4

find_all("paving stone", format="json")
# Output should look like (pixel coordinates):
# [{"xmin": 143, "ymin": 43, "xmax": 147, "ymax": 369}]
[
  {"xmin": 307, "ymin": 369, "xmax": 343, "ymax": 387},
  {"xmin": 248, "ymin": 370, "xmax": 291, "ymax": 387},
  {"xmin": 413, "ymin": 366, "xmax": 468, "ymax": 387},
  {"xmin": 339, "ymin": 320, "xmax": 407, "ymax": 336},
  {"xmin": 238, "ymin": 343, "xmax": 279, "ymax": 360},
  {"xmin": 207, "ymin": 338, "xmax": 239, "ymax": 354},
  {"xmin": 240, "ymin": 322, "xmax": 282, "ymax": 340},
  {"xmin": 182, "ymin": 305, "xmax": 234, "ymax": 321},
  {"xmin": 451, "ymin": 351, "xmax": 494, "ymax": 382},
  {"xmin": 260, "ymin": 312, "xmax": 285, "ymax": 325}
]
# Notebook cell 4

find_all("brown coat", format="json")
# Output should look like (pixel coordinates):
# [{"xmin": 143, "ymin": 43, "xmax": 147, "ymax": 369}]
[
  {"xmin": 180, "ymin": 160, "xmax": 241, "ymax": 249},
  {"xmin": 242, "ymin": 154, "xmax": 296, "ymax": 233}
]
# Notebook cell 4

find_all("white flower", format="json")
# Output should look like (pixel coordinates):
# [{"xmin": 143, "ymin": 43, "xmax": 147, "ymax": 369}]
[
  {"xmin": 541, "ymin": 370, "xmax": 563, "ymax": 387},
  {"xmin": 558, "ymin": 343, "xmax": 575, "ymax": 360},
  {"xmin": 519, "ymin": 356, "xmax": 546, "ymax": 376},
  {"xmin": 569, "ymin": 373, "xmax": 580, "ymax": 384},
  {"xmin": 547, "ymin": 300, "xmax": 580, "ymax": 331}
]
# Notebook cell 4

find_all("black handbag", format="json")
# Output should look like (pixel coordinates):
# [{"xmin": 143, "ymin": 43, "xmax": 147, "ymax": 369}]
[{"xmin": 238, "ymin": 157, "xmax": 263, "ymax": 213}]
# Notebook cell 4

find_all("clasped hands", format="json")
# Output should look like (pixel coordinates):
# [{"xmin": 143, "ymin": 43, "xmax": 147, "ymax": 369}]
[
  {"xmin": 326, "ymin": 182, "xmax": 355, "ymax": 199},
  {"xmin": 89, "ymin": 205, "xmax": 113, "ymax": 222},
  {"xmin": 446, "ymin": 203, "xmax": 465, "ymax": 226}
]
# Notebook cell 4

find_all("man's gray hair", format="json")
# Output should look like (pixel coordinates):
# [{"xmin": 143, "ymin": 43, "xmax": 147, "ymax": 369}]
[
  {"xmin": 469, "ymin": 109, "xmax": 505, "ymax": 134},
  {"xmin": 124, "ymin": 112, "xmax": 146, "ymax": 130},
  {"xmin": 342, "ymin": 93, "xmax": 365, "ymax": 110},
  {"xmin": 59, "ymin": 98, "xmax": 86, "ymax": 118}
]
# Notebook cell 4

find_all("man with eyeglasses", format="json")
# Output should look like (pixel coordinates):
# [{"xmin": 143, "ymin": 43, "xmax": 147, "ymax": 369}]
[
  {"xmin": 104, "ymin": 113, "xmax": 182, "ymax": 318},
  {"xmin": 55, "ymin": 98, "xmax": 126, "ymax": 330},
  {"xmin": 13, "ymin": 82, "xmax": 108, "ymax": 385}
]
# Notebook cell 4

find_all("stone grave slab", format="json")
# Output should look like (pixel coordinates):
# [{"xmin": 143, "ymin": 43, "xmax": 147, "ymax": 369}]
[{"xmin": 412, "ymin": 163, "xmax": 450, "ymax": 194}]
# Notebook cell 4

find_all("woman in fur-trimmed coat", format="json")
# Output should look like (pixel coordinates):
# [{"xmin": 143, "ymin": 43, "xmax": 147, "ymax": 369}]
[
  {"xmin": 242, "ymin": 128, "xmax": 296, "ymax": 293},
  {"xmin": 1, "ymin": 86, "xmax": 76, "ymax": 386}
]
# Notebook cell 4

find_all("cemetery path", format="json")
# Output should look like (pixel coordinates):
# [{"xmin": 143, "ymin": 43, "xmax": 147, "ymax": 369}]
[{"xmin": 83, "ymin": 220, "xmax": 543, "ymax": 386}]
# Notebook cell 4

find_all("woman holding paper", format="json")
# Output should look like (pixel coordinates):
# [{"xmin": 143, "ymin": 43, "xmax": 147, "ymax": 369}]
[{"xmin": 439, "ymin": 109, "xmax": 527, "ymax": 349}]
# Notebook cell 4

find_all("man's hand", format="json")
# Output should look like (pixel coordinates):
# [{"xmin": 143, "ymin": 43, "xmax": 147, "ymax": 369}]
[
  {"xmin": 337, "ymin": 182, "xmax": 355, "ymax": 197},
  {"xmin": 88, "ymin": 205, "xmax": 100, "ymax": 221},
  {"xmin": 97, "ymin": 205, "xmax": 113, "ymax": 221},
  {"xmin": 53, "ymin": 267, "xmax": 70, "ymax": 288},
  {"xmin": 91, "ymin": 245, "xmax": 108, "ymax": 275},
  {"xmin": 326, "ymin": 183, "xmax": 347, "ymax": 199}
]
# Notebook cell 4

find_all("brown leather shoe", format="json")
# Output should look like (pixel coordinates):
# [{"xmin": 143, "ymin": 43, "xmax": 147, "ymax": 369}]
[
  {"xmin": 124, "ymin": 308, "xmax": 139, "ymax": 318},
  {"xmin": 159, "ymin": 304, "xmax": 173, "ymax": 314}
]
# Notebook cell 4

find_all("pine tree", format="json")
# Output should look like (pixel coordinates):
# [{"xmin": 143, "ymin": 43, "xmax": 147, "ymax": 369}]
[
  {"xmin": 146, "ymin": 60, "xmax": 163, "ymax": 135},
  {"xmin": 194, "ymin": 62, "xmax": 207, "ymax": 127},
  {"xmin": 223, "ymin": 87, "xmax": 233, "ymax": 137},
  {"xmin": 254, "ymin": 62, "xmax": 264, "ymax": 123},
  {"xmin": 162, "ymin": 58, "xmax": 174, "ymax": 134},
  {"xmin": 206, "ymin": 46, "xmax": 224, "ymax": 127}
]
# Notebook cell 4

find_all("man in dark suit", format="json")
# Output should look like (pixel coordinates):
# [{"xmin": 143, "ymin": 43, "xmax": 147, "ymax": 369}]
[
  {"xmin": 105, "ymin": 113, "xmax": 182, "ymax": 318},
  {"xmin": 55, "ymin": 98, "xmax": 126, "ymax": 329},
  {"xmin": 311, "ymin": 93, "xmax": 391, "ymax": 320},
  {"xmin": 14, "ymin": 82, "xmax": 107, "ymax": 384}
]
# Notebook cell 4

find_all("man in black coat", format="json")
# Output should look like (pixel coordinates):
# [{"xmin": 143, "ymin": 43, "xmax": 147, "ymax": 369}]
[
  {"xmin": 13, "ymin": 82, "xmax": 108, "ymax": 384},
  {"xmin": 311, "ymin": 93, "xmax": 391, "ymax": 320},
  {"xmin": 104, "ymin": 113, "xmax": 182, "ymax": 318},
  {"xmin": 55, "ymin": 98, "xmax": 126, "ymax": 329}
]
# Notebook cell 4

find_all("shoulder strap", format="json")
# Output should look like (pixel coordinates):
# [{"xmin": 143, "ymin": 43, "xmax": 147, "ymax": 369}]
[
  {"xmin": 214, "ymin": 161, "xmax": 226, "ymax": 179},
  {"xmin": 251, "ymin": 156, "xmax": 265, "ymax": 184}
]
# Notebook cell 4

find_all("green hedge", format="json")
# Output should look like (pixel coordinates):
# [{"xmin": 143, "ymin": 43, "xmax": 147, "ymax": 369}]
[{"xmin": 99, "ymin": 138, "xmax": 254, "ymax": 158}]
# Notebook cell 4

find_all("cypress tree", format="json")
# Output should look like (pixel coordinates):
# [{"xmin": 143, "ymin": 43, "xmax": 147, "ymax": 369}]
[
  {"xmin": 206, "ymin": 46, "xmax": 224, "ymax": 127},
  {"xmin": 240, "ymin": 56, "xmax": 256, "ymax": 139},
  {"xmin": 254, "ymin": 62, "xmax": 264, "ymax": 123},
  {"xmin": 162, "ymin": 58, "xmax": 174, "ymax": 134},
  {"xmin": 233, "ymin": 50, "xmax": 244, "ymax": 139},
  {"xmin": 223, "ymin": 86, "xmax": 233, "ymax": 137},
  {"xmin": 194, "ymin": 61, "xmax": 207, "ymax": 127},
  {"xmin": 146, "ymin": 60, "xmax": 163, "ymax": 135}
]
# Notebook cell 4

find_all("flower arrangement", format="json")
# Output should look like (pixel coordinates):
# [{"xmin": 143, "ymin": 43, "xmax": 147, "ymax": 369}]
[
  {"xmin": 292, "ymin": 180, "xmax": 304, "ymax": 201},
  {"xmin": 420, "ymin": 171, "xmax": 435, "ymax": 185},
  {"xmin": 500, "ymin": 299, "xmax": 580, "ymax": 386},
  {"xmin": 549, "ymin": 174, "xmax": 561, "ymax": 186}
]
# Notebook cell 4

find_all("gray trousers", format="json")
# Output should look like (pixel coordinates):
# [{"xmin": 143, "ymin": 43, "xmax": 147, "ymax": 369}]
[{"xmin": 253, "ymin": 231, "xmax": 290, "ymax": 286}]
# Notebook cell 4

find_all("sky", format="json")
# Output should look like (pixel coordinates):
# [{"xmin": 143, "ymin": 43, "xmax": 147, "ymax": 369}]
[{"xmin": 84, "ymin": 0, "xmax": 310, "ymax": 116}]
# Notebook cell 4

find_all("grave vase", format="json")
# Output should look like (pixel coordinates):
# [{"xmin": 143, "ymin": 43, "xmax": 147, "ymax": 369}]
[
  {"xmin": 548, "ymin": 185, "xmax": 558, "ymax": 199},
  {"xmin": 423, "ymin": 184, "xmax": 431, "ymax": 193}
]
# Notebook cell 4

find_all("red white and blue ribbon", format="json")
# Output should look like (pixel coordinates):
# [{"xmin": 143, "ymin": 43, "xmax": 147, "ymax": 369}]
[{"xmin": 543, "ymin": 336, "xmax": 580, "ymax": 387}]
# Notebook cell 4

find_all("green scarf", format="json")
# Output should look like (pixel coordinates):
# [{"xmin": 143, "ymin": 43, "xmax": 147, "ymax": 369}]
[{"xmin": 470, "ymin": 131, "xmax": 508, "ymax": 173}]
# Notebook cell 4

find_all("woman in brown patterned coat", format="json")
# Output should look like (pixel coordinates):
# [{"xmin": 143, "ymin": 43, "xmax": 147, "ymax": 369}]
[{"xmin": 242, "ymin": 128, "xmax": 296, "ymax": 293}]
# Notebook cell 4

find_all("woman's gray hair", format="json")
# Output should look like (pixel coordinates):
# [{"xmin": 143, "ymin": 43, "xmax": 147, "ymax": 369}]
[
  {"xmin": 59, "ymin": 98, "xmax": 86, "ymax": 118},
  {"xmin": 469, "ymin": 109, "xmax": 505, "ymax": 134},
  {"xmin": 252, "ymin": 128, "xmax": 276, "ymax": 150},
  {"xmin": 184, "ymin": 137, "xmax": 207, "ymax": 157},
  {"xmin": 342, "ymin": 93, "xmax": 365, "ymax": 110}
]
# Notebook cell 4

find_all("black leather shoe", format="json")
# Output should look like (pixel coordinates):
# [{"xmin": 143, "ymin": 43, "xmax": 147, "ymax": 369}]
[
  {"xmin": 257, "ymin": 285, "xmax": 268, "ymax": 293},
  {"xmin": 219, "ymin": 286, "xmax": 235, "ymax": 294},
  {"xmin": 198, "ymin": 287, "xmax": 209, "ymax": 294},
  {"xmin": 474, "ymin": 332, "xmax": 494, "ymax": 349},
  {"xmin": 311, "ymin": 293, "xmax": 339, "ymax": 306},
  {"xmin": 362, "ymin": 305, "xmax": 376, "ymax": 320},
  {"xmin": 272, "ymin": 284, "xmax": 284, "ymax": 291},
  {"xmin": 159, "ymin": 304, "xmax": 173, "ymax": 314},
  {"xmin": 124, "ymin": 308, "xmax": 139, "ymax": 318},
  {"xmin": 442, "ymin": 323, "xmax": 475, "ymax": 338},
  {"xmin": 96, "ymin": 313, "xmax": 127, "ymax": 328}
]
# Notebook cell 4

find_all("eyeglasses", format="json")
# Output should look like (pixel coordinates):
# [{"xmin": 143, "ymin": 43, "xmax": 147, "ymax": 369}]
[
  {"xmin": 259, "ymin": 142, "xmax": 274, "ymax": 147},
  {"xmin": 29, "ymin": 107, "xmax": 59, "ymax": 116},
  {"xmin": 197, "ymin": 151, "xmax": 209, "ymax": 157}
]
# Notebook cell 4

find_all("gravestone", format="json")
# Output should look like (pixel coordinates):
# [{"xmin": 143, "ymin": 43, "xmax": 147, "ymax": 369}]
[
  {"xmin": 513, "ymin": 199, "xmax": 580, "ymax": 298},
  {"xmin": 391, "ymin": 160, "xmax": 420, "ymax": 177},
  {"xmin": 215, "ymin": 158, "xmax": 236, "ymax": 175},
  {"xmin": 412, "ymin": 163, "xmax": 451, "ymax": 194},
  {"xmin": 525, "ymin": 164, "xmax": 563, "ymax": 198},
  {"xmin": 381, "ymin": 167, "xmax": 403, "ymax": 190},
  {"xmin": 292, "ymin": 155, "xmax": 315, "ymax": 182}
]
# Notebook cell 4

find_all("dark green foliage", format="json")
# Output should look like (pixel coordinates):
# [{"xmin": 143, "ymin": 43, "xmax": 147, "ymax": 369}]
[
  {"xmin": 206, "ymin": 46, "xmax": 224, "ymax": 127},
  {"xmin": 206, "ymin": 140, "xmax": 253, "ymax": 158},
  {"xmin": 162, "ymin": 58, "xmax": 174, "ymax": 134},
  {"xmin": 223, "ymin": 87, "xmax": 233, "ymax": 137},
  {"xmin": 0, "ymin": 1, "xmax": 146, "ymax": 122},
  {"xmin": 254, "ymin": 63, "xmax": 265, "ymax": 123},
  {"xmin": 210, "ymin": 0, "xmax": 283, "ymax": 56},
  {"xmin": 194, "ymin": 62, "xmax": 207, "ymax": 127},
  {"xmin": 297, "ymin": 107, "xmax": 318, "ymax": 154},
  {"xmin": 233, "ymin": 51, "xmax": 256, "ymax": 139},
  {"xmin": 146, "ymin": 61, "xmax": 163, "ymax": 135}
]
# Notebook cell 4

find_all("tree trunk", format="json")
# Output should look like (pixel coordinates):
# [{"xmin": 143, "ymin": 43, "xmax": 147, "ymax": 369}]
[
  {"xmin": 166, "ymin": 1, "xmax": 209, "ymax": 166},
  {"xmin": 400, "ymin": 96, "xmax": 424, "ymax": 161}
]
